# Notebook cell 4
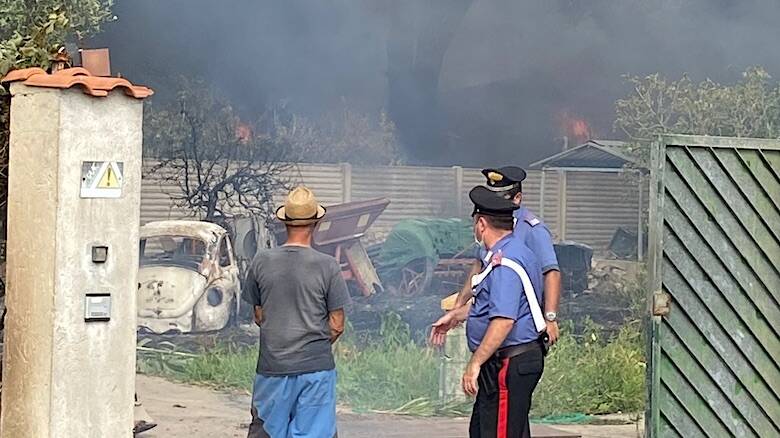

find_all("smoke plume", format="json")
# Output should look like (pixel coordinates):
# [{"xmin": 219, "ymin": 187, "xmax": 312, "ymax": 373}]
[{"xmin": 92, "ymin": 0, "xmax": 780, "ymax": 166}]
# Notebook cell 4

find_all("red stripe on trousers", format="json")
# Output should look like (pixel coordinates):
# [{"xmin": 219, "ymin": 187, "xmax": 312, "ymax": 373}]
[{"xmin": 497, "ymin": 357, "xmax": 510, "ymax": 438}]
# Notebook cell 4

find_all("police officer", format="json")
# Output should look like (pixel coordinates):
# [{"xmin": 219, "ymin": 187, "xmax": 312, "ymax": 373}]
[
  {"xmin": 450, "ymin": 166, "xmax": 561, "ymax": 344},
  {"xmin": 432, "ymin": 186, "xmax": 545, "ymax": 438}
]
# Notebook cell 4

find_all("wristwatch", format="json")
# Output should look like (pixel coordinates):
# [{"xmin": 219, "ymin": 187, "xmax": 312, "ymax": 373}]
[{"xmin": 545, "ymin": 311, "xmax": 557, "ymax": 322}]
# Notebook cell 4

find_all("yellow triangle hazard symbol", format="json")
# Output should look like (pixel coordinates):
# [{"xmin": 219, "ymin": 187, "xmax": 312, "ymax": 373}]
[{"xmin": 97, "ymin": 164, "xmax": 120, "ymax": 189}]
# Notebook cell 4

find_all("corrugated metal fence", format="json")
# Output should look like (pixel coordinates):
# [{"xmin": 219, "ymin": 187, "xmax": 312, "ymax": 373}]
[
  {"xmin": 140, "ymin": 161, "xmax": 645, "ymax": 251},
  {"xmin": 565, "ymin": 172, "xmax": 646, "ymax": 249},
  {"xmin": 647, "ymin": 135, "xmax": 780, "ymax": 437}
]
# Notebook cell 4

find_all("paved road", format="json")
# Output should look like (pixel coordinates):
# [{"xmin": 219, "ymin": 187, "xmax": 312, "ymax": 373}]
[{"xmin": 136, "ymin": 375, "xmax": 642, "ymax": 438}]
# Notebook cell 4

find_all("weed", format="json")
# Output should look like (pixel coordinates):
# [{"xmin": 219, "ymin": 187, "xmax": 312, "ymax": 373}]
[
  {"xmin": 335, "ymin": 313, "xmax": 443, "ymax": 415},
  {"xmin": 176, "ymin": 345, "xmax": 257, "ymax": 392},
  {"xmin": 138, "ymin": 314, "xmax": 646, "ymax": 419},
  {"xmin": 532, "ymin": 320, "xmax": 646, "ymax": 417},
  {"xmin": 615, "ymin": 269, "xmax": 648, "ymax": 325}
]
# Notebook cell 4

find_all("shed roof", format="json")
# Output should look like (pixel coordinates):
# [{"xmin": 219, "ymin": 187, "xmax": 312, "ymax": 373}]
[
  {"xmin": 1, "ymin": 67, "xmax": 153, "ymax": 99},
  {"xmin": 528, "ymin": 140, "xmax": 640, "ymax": 170}
]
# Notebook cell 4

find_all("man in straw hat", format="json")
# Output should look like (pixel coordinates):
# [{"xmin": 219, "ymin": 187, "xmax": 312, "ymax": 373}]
[{"xmin": 243, "ymin": 186, "xmax": 350, "ymax": 438}]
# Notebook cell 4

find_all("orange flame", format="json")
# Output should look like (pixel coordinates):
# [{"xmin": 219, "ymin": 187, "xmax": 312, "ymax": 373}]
[
  {"xmin": 557, "ymin": 110, "xmax": 592, "ymax": 146},
  {"xmin": 236, "ymin": 121, "xmax": 252, "ymax": 144}
]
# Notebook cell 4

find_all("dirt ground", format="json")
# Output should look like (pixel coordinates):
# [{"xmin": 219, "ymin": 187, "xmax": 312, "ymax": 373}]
[{"xmin": 137, "ymin": 375, "xmax": 643, "ymax": 438}]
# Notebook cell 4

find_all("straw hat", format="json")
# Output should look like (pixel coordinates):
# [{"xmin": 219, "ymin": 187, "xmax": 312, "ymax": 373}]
[{"xmin": 275, "ymin": 186, "xmax": 326, "ymax": 226}]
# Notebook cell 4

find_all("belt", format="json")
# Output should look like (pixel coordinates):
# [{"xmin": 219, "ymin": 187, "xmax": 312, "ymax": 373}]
[{"xmin": 495, "ymin": 341, "xmax": 542, "ymax": 359}]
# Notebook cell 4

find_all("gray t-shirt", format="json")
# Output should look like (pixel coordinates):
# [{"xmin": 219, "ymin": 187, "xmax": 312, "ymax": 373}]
[{"xmin": 242, "ymin": 245, "xmax": 350, "ymax": 376}]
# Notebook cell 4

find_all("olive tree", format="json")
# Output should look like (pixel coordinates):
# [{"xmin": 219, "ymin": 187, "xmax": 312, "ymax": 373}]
[
  {"xmin": 614, "ymin": 66, "xmax": 780, "ymax": 163},
  {"xmin": 0, "ymin": 0, "xmax": 115, "ymax": 210}
]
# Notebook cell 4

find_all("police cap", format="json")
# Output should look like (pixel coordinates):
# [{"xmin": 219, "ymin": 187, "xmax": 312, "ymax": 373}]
[
  {"xmin": 469, "ymin": 186, "xmax": 519, "ymax": 218},
  {"xmin": 481, "ymin": 166, "xmax": 527, "ymax": 193}
]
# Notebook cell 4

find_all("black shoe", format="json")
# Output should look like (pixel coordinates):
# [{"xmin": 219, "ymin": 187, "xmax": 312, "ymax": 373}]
[{"xmin": 133, "ymin": 421, "xmax": 157, "ymax": 435}]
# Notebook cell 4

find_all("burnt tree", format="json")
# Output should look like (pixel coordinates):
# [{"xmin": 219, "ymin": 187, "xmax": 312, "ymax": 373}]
[{"xmin": 145, "ymin": 78, "xmax": 291, "ymax": 221}]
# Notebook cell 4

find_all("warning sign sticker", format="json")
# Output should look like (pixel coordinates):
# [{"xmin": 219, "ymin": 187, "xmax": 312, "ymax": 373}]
[{"xmin": 80, "ymin": 161, "xmax": 124, "ymax": 198}]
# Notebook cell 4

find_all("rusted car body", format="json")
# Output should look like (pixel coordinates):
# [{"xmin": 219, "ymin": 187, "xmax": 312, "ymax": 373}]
[{"xmin": 137, "ymin": 220, "xmax": 240, "ymax": 333}]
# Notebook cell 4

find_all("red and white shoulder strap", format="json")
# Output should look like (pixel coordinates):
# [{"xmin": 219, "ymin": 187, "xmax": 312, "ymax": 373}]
[{"xmin": 471, "ymin": 250, "xmax": 546, "ymax": 333}]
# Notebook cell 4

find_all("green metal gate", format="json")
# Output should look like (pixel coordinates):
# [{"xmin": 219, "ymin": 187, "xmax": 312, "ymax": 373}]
[{"xmin": 647, "ymin": 135, "xmax": 780, "ymax": 437}]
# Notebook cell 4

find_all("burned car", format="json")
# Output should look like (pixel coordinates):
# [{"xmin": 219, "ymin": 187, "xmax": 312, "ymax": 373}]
[{"xmin": 137, "ymin": 220, "xmax": 240, "ymax": 333}]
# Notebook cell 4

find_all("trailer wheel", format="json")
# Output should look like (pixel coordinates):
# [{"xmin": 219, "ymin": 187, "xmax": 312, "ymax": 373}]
[{"xmin": 388, "ymin": 258, "xmax": 434, "ymax": 296}]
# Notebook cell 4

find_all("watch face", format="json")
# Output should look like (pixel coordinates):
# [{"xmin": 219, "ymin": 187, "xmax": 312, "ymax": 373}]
[{"xmin": 545, "ymin": 312, "xmax": 557, "ymax": 322}]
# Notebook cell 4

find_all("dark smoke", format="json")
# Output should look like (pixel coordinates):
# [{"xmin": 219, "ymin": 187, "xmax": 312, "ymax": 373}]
[{"xmin": 92, "ymin": 0, "xmax": 780, "ymax": 166}]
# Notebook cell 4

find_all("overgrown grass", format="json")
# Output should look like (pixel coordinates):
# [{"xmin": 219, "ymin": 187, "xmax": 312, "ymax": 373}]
[
  {"xmin": 172, "ymin": 345, "xmax": 257, "ymax": 392},
  {"xmin": 137, "ymin": 339, "xmax": 256, "ymax": 392},
  {"xmin": 617, "ymin": 270, "xmax": 649, "ymax": 325},
  {"xmin": 334, "ymin": 313, "xmax": 471, "ymax": 416},
  {"xmin": 138, "ymin": 314, "xmax": 646, "ymax": 419},
  {"xmin": 533, "ymin": 320, "xmax": 646, "ymax": 417},
  {"xmin": 336, "ymin": 314, "xmax": 438, "ymax": 410}
]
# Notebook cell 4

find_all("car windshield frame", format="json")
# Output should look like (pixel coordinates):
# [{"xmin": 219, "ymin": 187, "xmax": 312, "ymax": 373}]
[{"xmin": 139, "ymin": 234, "xmax": 210, "ymax": 272}]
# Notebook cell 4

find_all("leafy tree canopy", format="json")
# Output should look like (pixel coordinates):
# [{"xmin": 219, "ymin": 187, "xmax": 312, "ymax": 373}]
[
  {"xmin": 615, "ymin": 66, "xmax": 780, "ymax": 163},
  {"xmin": 0, "ymin": 0, "xmax": 115, "ymax": 212}
]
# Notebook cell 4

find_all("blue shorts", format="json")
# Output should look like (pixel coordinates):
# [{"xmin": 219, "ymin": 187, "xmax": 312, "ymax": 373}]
[{"xmin": 251, "ymin": 369, "xmax": 337, "ymax": 438}]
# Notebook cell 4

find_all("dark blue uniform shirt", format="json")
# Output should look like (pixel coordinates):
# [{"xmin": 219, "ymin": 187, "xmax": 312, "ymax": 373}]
[
  {"xmin": 467, "ymin": 234, "xmax": 544, "ymax": 352},
  {"xmin": 479, "ymin": 207, "xmax": 559, "ymax": 273},
  {"xmin": 513, "ymin": 207, "xmax": 559, "ymax": 273}
]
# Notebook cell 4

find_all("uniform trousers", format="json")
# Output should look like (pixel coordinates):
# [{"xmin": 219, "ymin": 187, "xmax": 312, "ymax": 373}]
[{"xmin": 469, "ymin": 345, "xmax": 544, "ymax": 438}]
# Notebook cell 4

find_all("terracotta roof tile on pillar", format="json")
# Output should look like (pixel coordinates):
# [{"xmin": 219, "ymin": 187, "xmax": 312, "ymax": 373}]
[{"xmin": 1, "ymin": 67, "xmax": 153, "ymax": 99}]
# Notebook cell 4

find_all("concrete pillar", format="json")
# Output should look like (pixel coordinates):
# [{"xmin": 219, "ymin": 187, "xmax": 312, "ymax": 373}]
[{"xmin": 1, "ymin": 78, "xmax": 147, "ymax": 437}]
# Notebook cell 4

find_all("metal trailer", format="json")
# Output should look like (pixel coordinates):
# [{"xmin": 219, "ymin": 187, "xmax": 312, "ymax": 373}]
[{"xmin": 271, "ymin": 198, "xmax": 390, "ymax": 296}]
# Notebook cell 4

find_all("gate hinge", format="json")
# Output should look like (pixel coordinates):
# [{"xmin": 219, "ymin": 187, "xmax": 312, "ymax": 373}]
[{"xmin": 652, "ymin": 291, "xmax": 671, "ymax": 316}]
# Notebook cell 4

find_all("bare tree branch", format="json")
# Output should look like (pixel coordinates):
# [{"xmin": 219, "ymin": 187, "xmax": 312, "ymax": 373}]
[{"xmin": 143, "ymin": 77, "xmax": 292, "ymax": 222}]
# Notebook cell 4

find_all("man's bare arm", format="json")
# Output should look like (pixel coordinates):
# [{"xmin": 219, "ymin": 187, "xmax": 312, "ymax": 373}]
[
  {"xmin": 328, "ymin": 309, "xmax": 346, "ymax": 343},
  {"xmin": 253, "ymin": 306, "xmax": 263, "ymax": 327},
  {"xmin": 430, "ymin": 301, "xmax": 472, "ymax": 346},
  {"xmin": 543, "ymin": 270, "xmax": 561, "ymax": 344},
  {"xmin": 544, "ymin": 270, "xmax": 561, "ymax": 313},
  {"xmin": 455, "ymin": 260, "xmax": 482, "ymax": 307}
]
